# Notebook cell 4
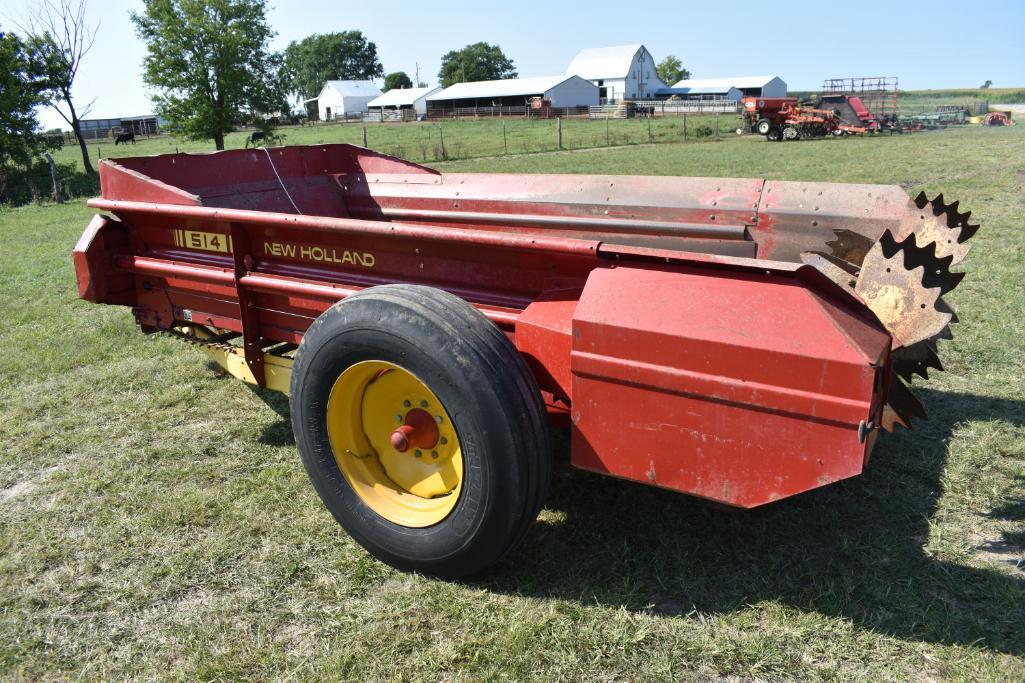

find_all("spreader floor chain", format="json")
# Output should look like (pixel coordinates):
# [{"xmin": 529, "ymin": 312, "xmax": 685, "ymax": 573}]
[{"xmin": 73, "ymin": 143, "xmax": 979, "ymax": 577}]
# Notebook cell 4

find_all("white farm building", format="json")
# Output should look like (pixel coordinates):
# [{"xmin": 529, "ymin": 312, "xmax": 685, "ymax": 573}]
[
  {"xmin": 308, "ymin": 80, "xmax": 383, "ymax": 121},
  {"xmin": 426, "ymin": 75, "xmax": 598, "ymax": 115},
  {"xmin": 567, "ymin": 44, "xmax": 667, "ymax": 102},
  {"xmin": 367, "ymin": 86, "xmax": 441, "ymax": 120},
  {"xmin": 665, "ymin": 76, "xmax": 788, "ymax": 101}
]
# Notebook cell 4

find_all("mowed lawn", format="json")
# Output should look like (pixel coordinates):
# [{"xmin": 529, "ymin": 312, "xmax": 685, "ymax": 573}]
[{"xmin": 2, "ymin": 125, "xmax": 1024, "ymax": 680}]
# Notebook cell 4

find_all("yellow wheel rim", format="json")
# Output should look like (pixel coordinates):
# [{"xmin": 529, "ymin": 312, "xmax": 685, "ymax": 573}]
[{"xmin": 326, "ymin": 360, "xmax": 463, "ymax": 527}]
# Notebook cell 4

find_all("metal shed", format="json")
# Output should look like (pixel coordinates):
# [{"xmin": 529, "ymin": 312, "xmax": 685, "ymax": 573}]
[
  {"xmin": 426, "ymin": 75, "xmax": 599, "ymax": 115},
  {"xmin": 367, "ymin": 86, "xmax": 441, "ymax": 120},
  {"xmin": 668, "ymin": 76, "xmax": 787, "ymax": 100}
]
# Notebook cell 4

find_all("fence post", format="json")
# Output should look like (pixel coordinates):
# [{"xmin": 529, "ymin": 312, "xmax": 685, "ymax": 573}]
[
  {"xmin": 557, "ymin": 117, "xmax": 562, "ymax": 150},
  {"xmin": 606, "ymin": 117, "xmax": 610, "ymax": 146},
  {"xmin": 503, "ymin": 121, "xmax": 508, "ymax": 155},
  {"xmin": 439, "ymin": 125, "xmax": 446, "ymax": 159},
  {"xmin": 362, "ymin": 126, "xmax": 368, "ymax": 147},
  {"xmin": 683, "ymin": 113, "xmax": 687, "ymax": 141},
  {"xmin": 647, "ymin": 114, "xmax": 652, "ymax": 143},
  {"xmin": 715, "ymin": 112, "xmax": 720, "ymax": 140},
  {"xmin": 43, "ymin": 153, "xmax": 62, "ymax": 203}
]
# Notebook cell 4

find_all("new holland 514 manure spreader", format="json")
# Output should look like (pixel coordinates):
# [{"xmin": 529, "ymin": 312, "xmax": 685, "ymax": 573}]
[{"xmin": 74, "ymin": 144, "xmax": 978, "ymax": 577}]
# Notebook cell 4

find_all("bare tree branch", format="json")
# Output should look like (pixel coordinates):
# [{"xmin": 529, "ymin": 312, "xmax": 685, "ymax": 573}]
[{"xmin": 18, "ymin": 0, "xmax": 99, "ymax": 174}]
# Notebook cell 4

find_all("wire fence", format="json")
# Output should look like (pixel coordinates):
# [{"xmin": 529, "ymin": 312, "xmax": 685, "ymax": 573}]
[{"xmin": 315, "ymin": 114, "xmax": 744, "ymax": 165}]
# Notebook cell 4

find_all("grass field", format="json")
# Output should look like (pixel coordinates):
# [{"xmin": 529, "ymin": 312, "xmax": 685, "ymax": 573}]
[
  {"xmin": 2, "ymin": 125, "xmax": 1024, "ymax": 680},
  {"xmin": 53, "ymin": 114, "xmax": 735, "ymax": 173}
]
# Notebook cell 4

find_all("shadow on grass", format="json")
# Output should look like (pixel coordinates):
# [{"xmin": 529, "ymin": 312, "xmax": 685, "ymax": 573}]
[
  {"xmin": 480, "ymin": 387, "xmax": 1025, "ymax": 655},
  {"xmin": 248, "ymin": 381, "xmax": 1024, "ymax": 653}
]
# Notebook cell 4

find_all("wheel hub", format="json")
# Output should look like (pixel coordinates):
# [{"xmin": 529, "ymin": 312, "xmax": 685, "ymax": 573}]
[{"xmin": 325, "ymin": 360, "xmax": 463, "ymax": 527}]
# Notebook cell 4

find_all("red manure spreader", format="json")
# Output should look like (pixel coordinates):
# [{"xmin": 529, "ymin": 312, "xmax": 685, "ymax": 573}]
[{"xmin": 74, "ymin": 144, "xmax": 978, "ymax": 577}]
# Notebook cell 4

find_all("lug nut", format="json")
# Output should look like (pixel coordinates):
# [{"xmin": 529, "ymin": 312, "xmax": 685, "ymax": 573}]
[
  {"xmin": 440, "ymin": 437, "xmax": 448, "ymax": 445},
  {"xmin": 395, "ymin": 414, "xmax": 403, "ymax": 423},
  {"xmin": 435, "ymin": 415, "xmax": 443, "ymax": 424},
  {"xmin": 420, "ymin": 400, "xmax": 428, "ymax": 408},
  {"xmin": 414, "ymin": 449, "xmax": 422, "ymax": 458},
  {"xmin": 431, "ymin": 451, "xmax": 439, "ymax": 459},
  {"xmin": 403, "ymin": 400, "xmax": 411, "ymax": 407}
]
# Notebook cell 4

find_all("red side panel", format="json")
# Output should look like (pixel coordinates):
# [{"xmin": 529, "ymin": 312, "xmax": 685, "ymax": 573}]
[
  {"xmin": 72, "ymin": 214, "xmax": 135, "ymax": 305},
  {"xmin": 570, "ymin": 266, "xmax": 889, "ymax": 508}
]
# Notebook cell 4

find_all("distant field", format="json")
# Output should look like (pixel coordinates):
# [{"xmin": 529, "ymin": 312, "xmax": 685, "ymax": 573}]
[{"xmin": 2, "ymin": 124, "xmax": 1023, "ymax": 680}]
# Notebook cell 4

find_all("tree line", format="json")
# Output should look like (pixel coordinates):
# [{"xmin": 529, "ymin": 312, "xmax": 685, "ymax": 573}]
[{"xmin": 3, "ymin": 0, "xmax": 692, "ymax": 205}]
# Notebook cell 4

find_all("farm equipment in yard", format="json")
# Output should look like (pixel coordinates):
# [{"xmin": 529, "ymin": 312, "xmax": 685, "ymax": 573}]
[
  {"xmin": 739, "ymin": 96, "xmax": 797, "ymax": 136},
  {"xmin": 741, "ymin": 97, "xmax": 869, "ymax": 140},
  {"xmin": 982, "ymin": 112, "xmax": 1015, "ymax": 126},
  {"xmin": 73, "ymin": 144, "xmax": 979, "ymax": 578}
]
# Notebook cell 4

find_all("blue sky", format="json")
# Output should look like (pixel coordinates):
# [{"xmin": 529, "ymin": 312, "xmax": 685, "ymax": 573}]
[{"xmin": 13, "ymin": 0, "xmax": 1024, "ymax": 130}]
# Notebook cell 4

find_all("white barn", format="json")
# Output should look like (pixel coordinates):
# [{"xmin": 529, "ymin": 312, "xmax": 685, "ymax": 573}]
[
  {"xmin": 567, "ymin": 44, "xmax": 667, "ymax": 102},
  {"xmin": 310, "ymin": 80, "xmax": 383, "ymax": 121},
  {"xmin": 426, "ymin": 75, "xmax": 598, "ymax": 114},
  {"xmin": 668, "ymin": 76, "xmax": 787, "ymax": 101},
  {"xmin": 367, "ymin": 86, "xmax": 441, "ymax": 118}
]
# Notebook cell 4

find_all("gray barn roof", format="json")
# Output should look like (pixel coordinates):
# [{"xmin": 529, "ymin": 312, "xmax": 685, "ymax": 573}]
[
  {"xmin": 321, "ymin": 80, "xmax": 382, "ymax": 98},
  {"xmin": 368, "ymin": 86, "xmax": 440, "ymax": 108},
  {"xmin": 427, "ymin": 75, "xmax": 582, "ymax": 101}
]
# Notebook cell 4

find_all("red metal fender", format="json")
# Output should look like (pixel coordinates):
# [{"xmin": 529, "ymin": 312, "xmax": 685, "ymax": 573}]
[
  {"xmin": 569, "ymin": 264, "xmax": 891, "ymax": 508},
  {"xmin": 72, "ymin": 214, "xmax": 134, "ymax": 305}
]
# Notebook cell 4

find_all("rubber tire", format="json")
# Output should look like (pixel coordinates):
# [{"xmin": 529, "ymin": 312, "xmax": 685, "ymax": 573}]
[
  {"xmin": 290, "ymin": 284, "xmax": 552, "ymax": 579},
  {"xmin": 755, "ymin": 118, "xmax": 772, "ymax": 135},
  {"xmin": 766, "ymin": 128, "xmax": 782, "ymax": 142}
]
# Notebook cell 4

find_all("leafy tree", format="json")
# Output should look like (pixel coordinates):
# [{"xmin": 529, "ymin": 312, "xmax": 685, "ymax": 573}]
[
  {"xmin": 132, "ymin": 0, "xmax": 284, "ymax": 151},
  {"xmin": 383, "ymin": 71, "xmax": 413, "ymax": 91},
  {"xmin": 22, "ymin": 0, "xmax": 98, "ymax": 175},
  {"xmin": 438, "ymin": 43, "xmax": 516, "ymax": 88},
  {"xmin": 980, "ymin": 80, "xmax": 992, "ymax": 89},
  {"xmin": 282, "ymin": 32, "xmax": 383, "ymax": 101},
  {"xmin": 0, "ymin": 28, "xmax": 57, "ymax": 201},
  {"xmin": 656, "ymin": 55, "xmax": 690, "ymax": 86}
]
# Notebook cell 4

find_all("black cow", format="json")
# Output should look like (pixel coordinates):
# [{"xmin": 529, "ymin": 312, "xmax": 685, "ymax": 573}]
[
  {"xmin": 245, "ymin": 131, "xmax": 267, "ymax": 147},
  {"xmin": 114, "ymin": 131, "xmax": 136, "ymax": 145}
]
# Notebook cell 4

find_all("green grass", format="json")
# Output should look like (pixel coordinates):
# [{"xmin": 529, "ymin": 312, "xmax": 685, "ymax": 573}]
[
  {"xmin": 53, "ymin": 114, "xmax": 734, "ymax": 172},
  {"xmin": 2, "ymin": 125, "xmax": 1024, "ymax": 680}
]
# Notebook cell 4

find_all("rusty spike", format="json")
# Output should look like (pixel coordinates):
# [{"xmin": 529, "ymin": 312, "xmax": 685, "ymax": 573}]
[
  {"xmin": 881, "ymin": 377, "xmax": 929, "ymax": 432},
  {"xmin": 892, "ymin": 340, "xmax": 944, "ymax": 381},
  {"xmin": 936, "ymin": 299, "xmax": 958, "ymax": 325},
  {"xmin": 854, "ymin": 231, "xmax": 952, "ymax": 348},
  {"xmin": 897, "ymin": 233, "xmax": 965, "ymax": 295},
  {"xmin": 896, "ymin": 198, "xmax": 971, "ymax": 265}
]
